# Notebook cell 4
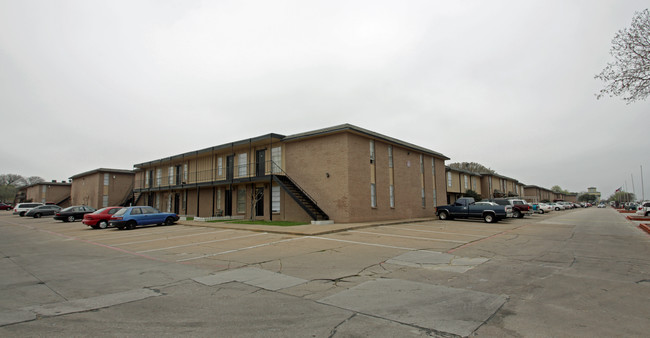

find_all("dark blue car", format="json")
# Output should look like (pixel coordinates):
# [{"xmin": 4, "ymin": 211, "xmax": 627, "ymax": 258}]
[{"xmin": 109, "ymin": 206, "xmax": 179, "ymax": 230}]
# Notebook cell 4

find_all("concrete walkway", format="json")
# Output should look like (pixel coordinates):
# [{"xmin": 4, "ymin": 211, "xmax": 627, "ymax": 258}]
[{"xmin": 178, "ymin": 217, "xmax": 438, "ymax": 236}]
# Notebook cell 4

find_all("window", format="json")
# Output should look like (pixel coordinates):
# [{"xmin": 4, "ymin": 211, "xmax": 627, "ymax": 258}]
[
  {"xmin": 168, "ymin": 167, "xmax": 174, "ymax": 185},
  {"xmin": 183, "ymin": 164, "xmax": 188, "ymax": 181},
  {"xmin": 271, "ymin": 147, "xmax": 282, "ymax": 173},
  {"xmin": 369, "ymin": 140, "xmax": 375, "ymax": 164},
  {"xmin": 422, "ymin": 188, "xmax": 426, "ymax": 208},
  {"xmin": 104, "ymin": 173, "xmax": 109, "ymax": 186},
  {"xmin": 464, "ymin": 175, "xmax": 469, "ymax": 189},
  {"xmin": 388, "ymin": 145, "xmax": 393, "ymax": 168},
  {"xmin": 238, "ymin": 153, "xmax": 247, "ymax": 177},
  {"xmin": 167, "ymin": 194, "xmax": 172, "ymax": 212},
  {"xmin": 272, "ymin": 185, "xmax": 280, "ymax": 213},
  {"xmin": 156, "ymin": 169, "xmax": 162, "ymax": 186},
  {"xmin": 371, "ymin": 183, "xmax": 377, "ymax": 208},
  {"xmin": 155, "ymin": 194, "xmax": 160, "ymax": 209},
  {"xmin": 145, "ymin": 171, "xmax": 150, "ymax": 188},
  {"xmin": 237, "ymin": 188, "xmax": 246, "ymax": 213},
  {"xmin": 389, "ymin": 185, "xmax": 395, "ymax": 208},
  {"xmin": 216, "ymin": 189, "xmax": 222, "ymax": 211},
  {"xmin": 447, "ymin": 172, "xmax": 452, "ymax": 187},
  {"xmin": 419, "ymin": 155, "xmax": 424, "ymax": 173},
  {"xmin": 433, "ymin": 188, "xmax": 437, "ymax": 207},
  {"xmin": 472, "ymin": 178, "xmax": 477, "ymax": 191},
  {"xmin": 132, "ymin": 208, "xmax": 142, "ymax": 215},
  {"xmin": 102, "ymin": 195, "xmax": 109, "ymax": 208},
  {"xmin": 217, "ymin": 157, "xmax": 223, "ymax": 176}
]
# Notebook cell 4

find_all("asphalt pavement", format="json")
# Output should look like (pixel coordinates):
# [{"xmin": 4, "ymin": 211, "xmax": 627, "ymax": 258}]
[{"xmin": 0, "ymin": 208, "xmax": 648, "ymax": 337}]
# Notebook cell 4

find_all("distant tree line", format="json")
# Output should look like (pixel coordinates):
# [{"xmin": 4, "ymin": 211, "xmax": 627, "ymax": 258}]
[{"xmin": 0, "ymin": 174, "xmax": 45, "ymax": 203}]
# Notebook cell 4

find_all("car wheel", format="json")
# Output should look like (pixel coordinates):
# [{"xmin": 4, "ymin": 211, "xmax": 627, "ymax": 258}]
[
  {"xmin": 555, "ymin": 207, "xmax": 560, "ymax": 211},
  {"xmin": 164, "ymin": 217, "xmax": 175, "ymax": 226},
  {"xmin": 484, "ymin": 213, "xmax": 495, "ymax": 223},
  {"xmin": 646, "ymin": 211, "xmax": 649, "ymax": 217},
  {"xmin": 513, "ymin": 210, "xmax": 521, "ymax": 218},
  {"xmin": 19, "ymin": 212, "xmax": 25, "ymax": 217},
  {"xmin": 127, "ymin": 221, "xmax": 137, "ymax": 230},
  {"xmin": 34, "ymin": 213, "xmax": 41, "ymax": 218},
  {"xmin": 67, "ymin": 215, "xmax": 75, "ymax": 222},
  {"xmin": 539, "ymin": 209, "xmax": 544, "ymax": 214},
  {"xmin": 98, "ymin": 220, "xmax": 108, "ymax": 229},
  {"xmin": 438, "ymin": 211, "xmax": 449, "ymax": 220}
]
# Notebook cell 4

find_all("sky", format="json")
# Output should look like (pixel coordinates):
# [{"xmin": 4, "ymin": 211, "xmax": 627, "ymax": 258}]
[{"xmin": 1, "ymin": 0, "xmax": 649, "ymax": 200}]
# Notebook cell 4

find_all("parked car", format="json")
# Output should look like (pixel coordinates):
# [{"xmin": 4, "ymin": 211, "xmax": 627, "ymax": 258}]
[
  {"xmin": 83, "ymin": 207, "xmax": 123, "ymax": 229},
  {"xmin": 489, "ymin": 198, "xmax": 530, "ymax": 218},
  {"xmin": 549, "ymin": 203, "xmax": 564, "ymax": 211},
  {"xmin": 636, "ymin": 201, "xmax": 650, "ymax": 216},
  {"xmin": 0, "ymin": 203, "xmax": 13, "ymax": 210},
  {"xmin": 436, "ymin": 197, "xmax": 513, "ymax": 223},
  {"xmin": 624, "ymin": 203, "xmax": 638, "ymax": 211},
  {"xmin": 597, "ymin": 203, "xmax": 607, "ymax": 208},
  {"xmin": 536, "ymin": 203, "xmax": 553, "ymax": 214},
  {"xmin": 54, "ymin": 206, "xmax": 96, "ymax": 222},
  {"xmin": 25, "ymin": 205, "xmax": 62, "ymax": 218},
  {"xmin": 109, "ymin": 206, "xmax": 179, "ymax": 230},
  {"xmin": 13, "ymin": 203, "xmax": 44, "ymax": 216}
]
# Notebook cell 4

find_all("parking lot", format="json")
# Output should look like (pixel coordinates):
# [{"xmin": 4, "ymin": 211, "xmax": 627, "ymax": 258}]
[{"xmin": 1, "ymin": 208, "xmax": 649, "ymax": 337}]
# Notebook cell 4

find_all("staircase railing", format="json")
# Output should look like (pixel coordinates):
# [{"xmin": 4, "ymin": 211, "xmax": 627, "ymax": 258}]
[{"xmin": 270, "ymin": 161, "xmax": 320, "ymax": 208}]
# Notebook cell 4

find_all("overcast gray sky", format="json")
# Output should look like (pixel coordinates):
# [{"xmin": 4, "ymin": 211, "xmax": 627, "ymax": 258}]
[{"xmin": 1, "ymin": 0, "xmax": 649, "ymax": 200}]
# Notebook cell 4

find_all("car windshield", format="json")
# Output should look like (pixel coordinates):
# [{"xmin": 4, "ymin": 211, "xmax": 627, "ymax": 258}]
[{"xmin": 93, "ymin": 207, "xmax": 111, "ymax": 214}]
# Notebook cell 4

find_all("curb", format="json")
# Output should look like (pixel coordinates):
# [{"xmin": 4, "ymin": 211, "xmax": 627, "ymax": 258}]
[
  {"xmin": 626, "ymin": 215, "xmax": 650, "ymax": 221},
  {"xmin": 639, "ymin": 224, "xmax": 650, "ymax": 235}
]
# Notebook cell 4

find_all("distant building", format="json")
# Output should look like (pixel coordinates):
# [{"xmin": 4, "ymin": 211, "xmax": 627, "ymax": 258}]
[
  {"xmin": 14, "ymin": 181, "xmax": 71, "ymax": 206},
  {"xmin": 69, "ymin": 168, "xmax": 135, "ymax": 209},
  {"xmin": 445, "ymin": 167, "xmax": 482, "ymax": 203},
  {"xmin": 585, "ymin": 187, "xmax": 601, "ymax": 201}
]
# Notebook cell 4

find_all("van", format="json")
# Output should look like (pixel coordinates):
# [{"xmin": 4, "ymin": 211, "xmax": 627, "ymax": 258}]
[{"xmin": 13, "ymin": 203, "xmax": 44, "ymax": 217}]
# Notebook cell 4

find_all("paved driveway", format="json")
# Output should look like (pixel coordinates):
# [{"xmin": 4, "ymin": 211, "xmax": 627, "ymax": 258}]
[{"xmin": 1, "ymin": 208, "xmax": 648, "ymax": 337}]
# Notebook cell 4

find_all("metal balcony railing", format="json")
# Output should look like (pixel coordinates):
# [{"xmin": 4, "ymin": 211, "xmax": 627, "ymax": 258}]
[{"xmin": 135, "ymin": 160, "xmax": 284, "ymax": 190}]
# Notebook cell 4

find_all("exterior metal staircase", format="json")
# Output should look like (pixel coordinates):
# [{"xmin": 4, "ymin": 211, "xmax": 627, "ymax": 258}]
[{"xmin": 272, "ymin": 175, "xmax": 329, "ymax": 221}]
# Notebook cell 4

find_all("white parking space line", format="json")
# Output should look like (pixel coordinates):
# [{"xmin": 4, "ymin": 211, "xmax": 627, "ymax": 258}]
[
  {"xmin": 381, "ymin": 226, "xmax": 485, "ymax": 238},
  {"xmin": 81, "ymin": 226, "xmax": 202, "ymax": 241},
  {"xmin": 176, "ymin": 236, "xmax": 307, "ymax": 262},
  {"xmin": 307, "ymin": 236, "xmax": 417, "ymax": 251},
  {"xmin": 116, "ymin": 229, "xmax": 234, "ymax": 246},
  {"xmin": 349, "ymin": 230, "xmax": 467, "ymax": 243},
  {"xmin": 137, "ymin": 232, "xmax": 268, "ymax": 253}
]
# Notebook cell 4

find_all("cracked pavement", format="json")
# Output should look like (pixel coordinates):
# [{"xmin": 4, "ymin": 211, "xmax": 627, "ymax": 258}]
[{"xmin": 1, "ymin": 207, "xmax": 649, "ymax": 337}]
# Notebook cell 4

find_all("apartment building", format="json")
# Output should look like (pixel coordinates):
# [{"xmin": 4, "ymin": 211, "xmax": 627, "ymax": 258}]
[
  {"xmin": 69, "ymin": 168, "xmax": 135, "ymax": 209},
  {"xmin": 15, "ymin": 181, "xmax": 71, "ymax": 206},
  {"xmin": 478, "ymin": 172, "xmax": 523, "ymax": 200},
  {"xmin": 523, "ymin": 185, "xmax": 555, "ymax": 202},
  {"xmin": 445, "ymin": 167, "xmax": 482, "ymax": 203},
  {"xmin": 132, "ymin": 124, "xmax": 449, "ymax": 223}
]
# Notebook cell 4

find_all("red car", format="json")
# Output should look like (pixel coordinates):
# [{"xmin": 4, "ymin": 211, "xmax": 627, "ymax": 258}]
[
  {"xmin": 0, "ymin": 203, "xmax": 12, "ymax": 211},
  {"xmin": 83, "ymin": 207, "xmax": 123, "ymax": 229}
]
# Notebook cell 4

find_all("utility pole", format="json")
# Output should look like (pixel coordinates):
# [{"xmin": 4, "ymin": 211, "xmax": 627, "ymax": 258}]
[
  {"xmin": 641, "ymin": 165, "xmax": 645, "ymax": 201},
  {"xmin": 631, "ymin": 173, "xmax": 636, "ymax": 202}
]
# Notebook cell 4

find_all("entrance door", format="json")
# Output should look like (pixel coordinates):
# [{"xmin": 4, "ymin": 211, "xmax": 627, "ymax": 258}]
[
  {"xmin": 256, "ymin": 150, "xmax": 266, "ymax": 177},
  {"xmin": 224, "ymin": 189, "xmax": 232, "ymax": 216},
  {"xmin": 173, "ymin": 194, "xmax": 180, "ymax": 214},
  {"xmin": 255, "ymin": 187, "xmax": 264, "ymax": 217},
  {"xmin": 226, "ymin": 155, "xmax": 234, "ymax": 181}
]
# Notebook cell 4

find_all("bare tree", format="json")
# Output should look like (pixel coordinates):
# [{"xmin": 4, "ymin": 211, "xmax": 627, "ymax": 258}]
[
  {"xmin": 24, "ymin": 176, "xmax": 45, "ymax": 185},
  {"xmin": 448, "ymin": 162, "xmax": 496, "ymax": 174},
  {"xmin": 596, "ymin": 9, "xmax": 650, "ymax": 103},
  {"xmin": 249, "ymin": 186, "xmax": 264, "ymax": 220},
  {"xmin": 0, "ymin": 174, "xmax": 26, "ymax": 186}
]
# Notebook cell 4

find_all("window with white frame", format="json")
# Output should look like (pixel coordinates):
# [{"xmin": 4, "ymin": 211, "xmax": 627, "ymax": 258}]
[
  {"xmin": 155, "ymin": 194, "xmax": 160, "ymax": 209},
  {"xmin": 271, "ymin": 147, "xmax": 281, "ymax": 173},
  {"xmin": 370, "ymin": 183, "xmax": 377, "ymax": 208},
  {"xmin": 183, "ymin": 164, "xmax": 188, "ymax": 182},
  {"xmin": 447, "ymin": 172, "xmax": 452, "ymax": 187},
  {"xmin": 464, "ymin": 175, "xmax": 468, "ymax": 189},
  {"xmin": 388, "ymin": 145, "xmax": 393, "ymax": 168},
  {"xmin": 421, "ymin": 188, "xmax": 426, "ymax": 208},
  {"xmin": 104, "ymin": 173, "xmax": 109, "ymax": 186},
  {"xmin": 216, "ymin": 189, "xmax": 222, "ymax": 212},
  {"xmin": 370, "ymin": 140, "xmax": 375, "ymax": 164},
  {"xmin": 102, "ymin": 195, "xmax": 109, "ymax": 208},
  {"xmin": 168, "ymin": 167, "xmax": 174, "ymax": 185},
  {"xmin": 419, "ymin": 155, "xmax": 424, "ymax": 173},
  {"xmin": 217, "ymin": 157, "xmax": 223, "ymax": 176},
  {"xmin": 145, "ymin": 171, "xmax": 150, "ymax": 188},
  {"xmin": 272, "ymin": 184, "xmax": 280, "ymax": 213},
  {"xmin": 156, "ymin": 169, "xmax": 162, "ymax": 186},
  {"xmin": 167, "ymin": 194, "xmax": 172, "ymax": 212},
  {"xmin": 238, "ymin": 153, "xmax": 247, "ymax": 177},
  {"xmin": 390, "ymin": 185, "xmax": 395, "ymax": 208}
]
